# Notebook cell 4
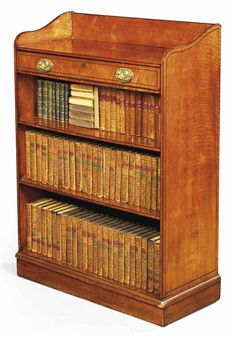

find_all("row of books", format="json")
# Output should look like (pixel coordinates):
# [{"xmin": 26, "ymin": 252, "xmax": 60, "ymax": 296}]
[
  {"xmin": 26, "ymin": 198, "xmax": 160, "ymax": 293},
  {"xmin": 69, "ymin": 83, "xmax": 99, "ymax": 128},
  {"xmin": 37, "ymin": 79, "xmax": 69, "ymax": 122},
  {"xmin": 99, "ymin": 88, "xmax": 160, "ymax": 141},
  {"xmin": 25, "ymin": 130, "xmax": 160, "ymax": 212}
]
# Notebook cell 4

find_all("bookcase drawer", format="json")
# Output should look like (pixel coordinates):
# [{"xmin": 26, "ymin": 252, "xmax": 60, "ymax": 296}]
[{"xmin": 17, "ymin": 51, "xmax": 160, "ymax": 91}]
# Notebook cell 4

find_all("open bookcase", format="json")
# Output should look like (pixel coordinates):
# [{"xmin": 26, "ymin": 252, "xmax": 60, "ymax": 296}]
[{"xmin": 15, "ymin": 12, "xmax": 221, "ymax": 326}]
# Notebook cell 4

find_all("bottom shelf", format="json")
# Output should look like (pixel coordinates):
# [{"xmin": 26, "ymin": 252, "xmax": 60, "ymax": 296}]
[{"xmin": 16, "ymin": 251, "xmax": 221, "ymax": 326}]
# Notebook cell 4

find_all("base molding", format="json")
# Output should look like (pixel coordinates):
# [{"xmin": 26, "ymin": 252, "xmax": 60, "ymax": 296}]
[{"xmin": 16, "ymin": 252, "xmax": 220, "ymax": 326}]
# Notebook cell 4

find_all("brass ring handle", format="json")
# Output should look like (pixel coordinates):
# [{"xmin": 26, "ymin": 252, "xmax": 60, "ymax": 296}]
[
  {"xmin": 37, "ymin": 58, "xmax": 54, "ymax": 72},
  {"xmin": 115, "ymin": 68, "xmax": 134, "ymax": 83}
]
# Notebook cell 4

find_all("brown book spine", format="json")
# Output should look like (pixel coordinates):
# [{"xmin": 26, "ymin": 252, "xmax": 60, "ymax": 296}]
[
  {"xmin": 29, "ymin": 131, "xmax": 37, "ymax": 181},
  {"xmin": 134, "ymin": 153, "xmax": 141, "ymax": 207},
  {"xmin": 141, "ymin": 93, "xmax": 148, "ymax": 138},
  {"xmin": 135, "ymin": 92, "xmax": 142, "ymax": 136},
  {"xmin": 119, "ymin": 90, "xmax": 125, "ymax": 134},
  {"xmin": 107, "ymin": 225, "xmax": 113, "ymax": 280},
  {"xmin": 145, "ymin": 155, "xmax": 152, "ymax": 210},
  {"xmin": 151, "ymin": 157, "xmax": 157, "ymax": 211},
  {"xmin": 157, "ymin": 157, "xmax": 161, "ymax": 212},
  {"xmin": 97, "ymin": 146, "xmax": 103, "ymax": 198},
  {"xmin": 31, "ymin": 205, "xmax": 37, "ymax": 252},
  {"xmin": 105, "ymin": 88, "xmax": 111, "ymax": 131},
  {"xmin": 41, "ymin": 134, "xmax": 49, "ymax": 184},
  {"xmin": 97, "ymin": 223, "xmax": 103, "ymax": 276},
  {"xmin": 77, "ymin": 218, "xmax": 83, "ymax": 269},
  {"xmin": 87, "ymin": 220, "xmax": 93, "ymax": 273},
  {"xmin": 110, "ymin": 89, "xmax": 116, "ymax": 132},
  {"xmin": 47, "ymin": 207, "xmax": 53, "ymax": 257},
  {"xmin": 128, "ymin": 152, "xmax": 135, "ymax": 205},
  {"xmin": 75, "ymin": 141, "xmax": 83, "ymax": 192},
  {"xmin": 26, "ymin": 203, "xmax": 32, "ymax": 251},
  {"xmin": 81, "ymin": 142, "xmax": 88, "ymax": 194},
  {"xmin": 140, "ymin": 154, "xmax": 147, "ymax": 209},
  {"xmin": 135, "ymin": 235, "xmax": 142, "ymax": 288},
  {"xmin": 92, "ymin": 145, "xmax": 98, "ymax": 196},
  {"xmin": 53, "ymin": 137, "xmax": 59, "ymax": 188},
  {"xmin": 72, "ymin": 216, "xmax": 78, "ymax": 267},
  {"xmin": 36, "ymin": 206, "xmax": 42, "ymax": 254},
  {"xmin": 69, "ymin": 140, "xmax": 76, "ymax": 191},
  {"xmin": 118, "ymin": 231, "xmax": 125, "ymax": 283},
  {"xmin": 25, "ymin": 131, "xmax": 31, "ymax": 180},
  {"xmin": 52, "ymin": 211, "xmax": 58, "ymax": 259},
  {"xmin": 102, "ymin": 224, "xmax": 109, "ymax": 278},
  {"xmin": 61, "ymin": 214, "xmax": 67, "ymax": 263},
  {"xmin": 87, "ymin": 143, "xmax": 93, "ymax": 195},
  {"xmin": 147, "ymin": 94, "xmax": 155, "ymax": 139},
  {"xmin": 141, "ymin": 237, "xmax": 148, "ymax": 291},
  {"xmin": 113, "ymin": 228, "xmax": 120, "ymax": 282},
  {"xmin": 124, "ymin": 232, "xmax": 131, "ymax": 285},
  {"xmin": 58, "ymin": 138, "xmax": 65, "ymax": 188},
  {"xmin": 41, "ymin": 207, "xmax": 47, "ymax": 256},
  {"xmin": 116, "ymin": 90, "xmax": 120, "ymax": 133},
  {"xmin": 48, "ymin": 136, "xmax": 54, "ymax": 186},
  {"xmin": 99, "ymin": 87, "xmax": 106, "ymax": 130},
  {"xmin": 82, "ymin": 219, "xmax": 88, "ymax": 270},
  {"xmin": 155, "ymin": 95, "xmax": 160, "ymax": 143},
  {"xmin": 36, "ymin": 133, "xmax": 42, "ymax": 183},
  {"xmin": 63, "ymin": 139, "xmax": 70, "ymax": 190},
  {"xmin": 147, "ymin": 239, "xmax": 154, "ymax": 292},
  {"xmin": 130, "ymin": 233, "xmax": 136, "ymax": 287},
  {"xmin": 129, "ymin": 91, "xmax": 136, "ymax": 136},
  {"xmin": 92, "ymin": 221, "xmax": 98, "ymax": 274},
  {"xmin": 115, "ymin": 149, "xmax": 122, "ymax": 202},
  {"xmin": 103, "ymin": 146, "xmax": 110, "ymax": 199},
  {"xmin": 153, "ymin": 239, "xmax": 160, "ymax": 294},
  {"xmin": 56, "ymin": 213, "xmax": 62, "ymax": 261},
  {"xmin": 124, "ymin": 90, "xmax": 130, "ymax": 136},
  {"xmin": 66, "ymin": 216, "xmax": 73, "ymax": 265},
  {"xmin": 120, "ymin": 150, "xmax": 129, "ymax": 203},
  {"xmin": 109, "ymin": 148, "xmax": 116, "ymax": 201}
]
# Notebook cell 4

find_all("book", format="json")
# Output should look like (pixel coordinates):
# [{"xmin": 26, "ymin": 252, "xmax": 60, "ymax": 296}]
[
  {"xmin": 151, "ymin": 157, "xmax": 157, "ymax": 211},
  {"xmin": 69, "ymin": 96, "xmax": 94, "ymax": 107},
  {"xmin": 129, "ymin": 91, "xmax": 136, "ymax": 136},
  {"xmin": 115, "ymin": 149, "xmax": 122, "ymax": 202},
  {"xmin": 41, "ymin": 133, "xmax": 48, "ymax": 184},
  {"xmin": 120, "ymin": 150, "xmax": 129, "ymax": 203},
  {"xmin": 64, "ymin": 84, "xmax": 69, "ymax": 123},
  {"xmin": 36, "ymin": 132, "xmax": 42, "ymax": 183},
  {"xmin": 71, "ymin": 83, "xmax": 93, "ymax": 92},
  {"xmin": 109, "ymin": 148, "xmax": 116, "ymax": 201},
  {"xmin": 135, "ymin": 92, "xmax": 142, "ymax": 136},
  {"xmin": 29, "ymin": 131, "xmax": 37, "ymax": 180},
  {"xmin": 147, "ymin": 94, "xmax": 155, "ymax": 139},
  {"xmin": 103, "ymin": 146, "xmax": 110, "ymax": 199},
  {"xmin": 119, "ymin": 90, "xmax": 125, "ymax": 134},
  {"xmin": 59, "ymin": 83, "xmax": 65, "ymax": 122},
  {"xmin": 99, "ymin": 87, "xmax": 106, "ymax": 130},
  {"xmin": 42, "ymin": 80, "xmax": 48, "ymax": 119},
  {"xmin": 141, "ymin": 94, "xmax": 148, "ymax": 138},
  {"xmin": 48, "ymin": 81, "xmax": 53, "ymax": 120},
  {"xmin": 25, "ymin": 131, "xmax": 31, "ymax": 179},
  {"xmin": 37, "ymin": 79, "xmax": 43, "ymax": 118},
  {"xmin": 69, "ymin": 140, "xmax": 76, "ymax": 191},
  {"xmin": 63, "ymin": 139, "xmax": 70, "ymax": 189},
  {"xmin": 71, "ymin": 91, "xmax": 94, "ymax": 99},
  {"xmin": 124, "ymin": 90, "xmax": 130, "ymax": 135}
]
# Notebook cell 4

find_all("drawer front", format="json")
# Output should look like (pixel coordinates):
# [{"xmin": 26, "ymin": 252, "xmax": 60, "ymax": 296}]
[{"xmin": 17, "ymin": 51, "xmax": 160, "ymax": 90}]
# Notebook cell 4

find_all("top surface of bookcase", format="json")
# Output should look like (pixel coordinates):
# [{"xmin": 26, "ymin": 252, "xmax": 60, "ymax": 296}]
[{"xmin": 15, "ymin": 12, "xmax": 214, "ymax": 66}]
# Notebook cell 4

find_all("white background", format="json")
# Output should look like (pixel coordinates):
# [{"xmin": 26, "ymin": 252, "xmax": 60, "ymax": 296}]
[{"xmin": 0, "ymin": 0, "xmax": 234, "ymax": 336}]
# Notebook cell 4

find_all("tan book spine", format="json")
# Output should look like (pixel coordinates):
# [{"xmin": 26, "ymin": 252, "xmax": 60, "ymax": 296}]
[
  {"xmin": 135, "ymin": 92, "xmax": 142, "ymax": 136},
  {"xmin": 103, "ymin": 146, "xmax": 110, "ymax": 199},
  {"xmin": 105, "ymin": 88, "xmax": 111, "ymax": 131},
  {"xmin": 87, "ymin": 220, "xmax": 93, "ymax": 273},
  {"xmin": 25, "ymin": 131, "xmax": 31, "ymax": 180},
  {"xmin": 41, "ymin": 206, "xmax": 48, "ymax": 256},
  {"xmin": 61, "ymin": 214, "xmax": 67, "ymax": 263},
  {"xmin": 94, "ymin": 86, "xmax": 99, "ymax": 129},
  {"xmin": 110, "ymin": 89, "xmax": 116, "ymax": 132},
  {"xmin": 108, "ymin": 225, "xmax": 114, "ymax": 280},
  {"xmin": 113, "ymin": 228, "xmax": 120, "ymax": 282},
  {"xmin": 129, "ymin": 91, "xmax": 136, "ymax": 136},
  {"xmin": 47, "ymin": 207, "xmax": 53, "ymax": 257},
  {"xmin": 141, "ymin": 237, "xmax": 148, "ymax": 290},
  {"xmin": 115, "ymin": 149, "xmax": 122, "ymax": 202},
  {"xmin": 52, "ymin": 211, "xmax": 57, "ymax": 259},
  {"xmin": 92, "ymin": 145, "xmax": 98, "ymax": 196},
  {"xmin": 116, "ymin": 90, "xmax": 120, "ymax": 133},
  {"xmin": 82, "ymin": 219, "xmax": 88, "ymax": 270},
  {"xmin": 155, "ymin": 95, "xmax": 160, "ymax": 143},
  {"xmin": 41, "ymin": 134, "xmax": 49, "ymax": 184},
  {"xmin": 124, "ymin": 232, "xmax": 131, "ymax": 285},
  {"xmin": 119, "ymin": 90, "xmax": 125, "ymax": 134},
  {"xmin": 151, "ymin": 157, "xmax": 157, "ymax": 211},
  {"xmin": 29, "ymin": 131, "xmax": 37, "ymax": 181},
  {"xmin": 63, "ymin": 139, "xmax": 70, "ymax": 190},
  {"xmin": 97, "ymin": 146, "xmax": 103, "ymax": 198},
  {"xmin": 81, "ymin": 142, "xmax": 88, "ymax": 194},
  {"xmin": 56, "ymin": 214, "xmax": 62, "ymax": 261},
  {"xmin": 97, "ymin": 222, "xmax": 103, "ymax": 276},
  {"xmin": 99, "ymin": 87, "xmax": 106, "ymax": 130},
  {"xmin": 128, "ymin": 151, "xmax": 135, "ymax": 205},
  {"xmin": 140, "ymin": 154, "xmax": 147, "ymax": 209},
  {"xmin": 118, "ymin": 231, "xmax": 125, "ymax": 283},
  {"xmin": 26, "ymin": 203, "xmax": 32, "ymax": 251},
  {"xmin": 77, "ymin": 217, "xmax": 83, "ymax": 269},
  {"xmin": 124, "ymin": 90, "xmax": 130, "ymax": 136},
  {"xmin": 36, "ymin": 133, "xmax": 42, "ymax": 182},
  {"xmin": 147, "ymin": 238, "xmax": 154, "ymax": 292},
  {"xmin": 130, "ymin": 233, "xmax": 136, "ymax": 287},
  {"xmin": 87, "ymin": 143, "xmax": 93, "ymax": 195},
  {"xmin": 141, "ymin": 93, "xmax": 148, "ymax": 138},
  {"xmin": 53, "ymin": 137, "xmax": 59, "ymax": 188},
  {"xmin": 134, "ymin": 153, "xmax": 141, "ymax": 207},
  {"xmin": 75, "ymin": 141, "xmax": 83, "ymax": 192},
  {"xmin": 72, "ymin": 216, "xmax": 78, "ymax": 267},
  {"xmin": 69, "ymin": 140, "xmax": 76, "ymax": 191},
  {"xmin": 48, "ymin": 136, "xmax": 54, "ymax": 186},
  {"xmin": 58, "ymin": 138, "xmax": 64, "ymax": 188},
  {"xmin": 120, "ymin": 150, "xmax": 129, "ymax": 203},
  {"xmin": 135, "ymin": 234, "xmax": 142, "ymax": 288},
  {"xmin": 157, "ymin": 157, "xmax": 161, "ymax": 212},
  {"xmin": 31, "ymin": 205, "xmax": 37, "ymax": 252},
  {"xmin": 36, "ymin": 205, "xmax": 43, "ymax": 254},
  {"xmin": 109, "ymin": 148, "xmax": 116, "ymax": 201},
  {"xmin": 102, "ymin": 224, "xmax": 109, "ymax": 278},
  {"xmin": 147, "ymin": 94, "xmax": 155, "ymax": 139},
  {"xmin": 92, "ymin": 221, "xmax": 98, "ymax": 274},
  {"xmin": 66, "ymin": 216, "xmax": 73, "ymax": 265},
  {"xmin": 145, "ymin": 155, "xmax": 152, "ymax": 210},
  {"xmin": 153, "ymin": 239, "xmax": 160, "ymax": 294}
]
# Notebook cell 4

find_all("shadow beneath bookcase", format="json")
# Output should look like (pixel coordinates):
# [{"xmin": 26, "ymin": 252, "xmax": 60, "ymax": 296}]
[{"xmin": 0, "ymin": 262, "xmax": 16, "ymax": 276}]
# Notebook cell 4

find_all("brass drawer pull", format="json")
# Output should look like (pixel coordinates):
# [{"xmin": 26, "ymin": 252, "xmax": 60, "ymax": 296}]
[
  {"xmin": 37, "ymin": 58, "xmax": 53, "ymax": 72},
  {"xmin": 115, "ymin": 67, "xmax": 134, "ymax": 82}
]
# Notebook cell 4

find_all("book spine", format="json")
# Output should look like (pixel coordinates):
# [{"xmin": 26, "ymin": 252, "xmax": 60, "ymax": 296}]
[
  {"xmin": 99, "ymin": 87, "xmax": 106, "ymax": 130},
  {"xmin": 52, "ymin": 212, "xmax": 58, "ymax": 259},
  {"xmin": 56, "ymin": 212, "xmax": 62, "ymax": 261},
  {"xmin": 69, "ymin": 141, "xmax": 76, "ymax": 191},
  {"xmin": 75, "ymin": 142, "xmax": 83, "ymax": 192},
  {"xmin": 48, "ymin": 81, "xmax": 53, "ymax": 120},
  {"xmin": 154, "ymin": 95, "xmax": 160, "ymax": 143},
  {"xmin": 82, "ymin": 219, "xmax": 88, "ymax": 270},
  {"xmin": 141, "ymin": 94, "xmax": 148, "ymax": 138},
  {"xmin": 141, "ymin": 238, "xmax": 148, "ymax": 290},
  {"xmin": 41, "ymin": 208, "xmax": 47, "ymax": 256},
  {"xmin": 153, "ymin": 239, "xmax": 160, "ymax": 294},
  {"xmin": 72, "ymin": 216, "xmax": 78, "ymax": 267},
  {"xmin": 31, "ymin": 206, "xmax": 38, "ymax": 252},
  {"xmin": 52, "ymin": 82, "xmax": 56, "ymax": 120},
  {"xmin": 118, "ymin": 231, "xmax": 125, "ymax": 283},
  {"xmin": 92, "ymin": 222, "xmax": 98, "ymax": 274},
  {"xmin": 48, "ymin": 136, "xmax": 54, "ymax": 186},
  {"xmin": 128, "ymin": 152, "xmax": 135, "ymax": 205},
  {"xmin": 77, "ymin": 218, "xmax": 83, "ymax": 269},
  {"xmin": 53, "ymin": 137, "xmax": 59, "ymax": 188},
  {"xmin": 135, "ymin": 235, "xmax": 142, "ymax": 288},
  {"xmin": 87, "ymin": 221, "xmax": 93, "ymax": 273},
  {"xmin": 124, "ymin": 232, "xmax": 131, "ymax": 285},
  {"xmin": 92, "ymin": 146, "xmax": 98, "ymax": 196},
  {"xmin": 134, "ymin": 153, "xmax": 141, "ymax": 207},
  {"xmin": 147, "ymin": 239, "xmax": 154, "ymax": 292},
  {"xmin": 66, "ymin": 216, "xmax": 73, "ymax": 265},
  {"xmin": 110, "ymin": 89, "xmax": 116, "ymax": 132},
  {"xmin": 61, "ymin": 215, "xmax": 67, "ymax": 263},
  {"xmin": 140, "ymin": 154, "xmax": 147, "ymax": 209},
  {"xmin": 58, "ymin": 138, "xmax": 64, "ymax": 188},
  {"xmin": 102, "ymin": 225, "xmax": 109, "ymax": 278},
  {"xmin": 36, "ymin": 206, "xmax": 42, "ymax": 254},
  {"xmin": 94, "ymin": 87, "xmax": 99, "ymax": 129},
  {"xmin": 29, "ymin": 131, "xmax": 37, "ymax": 181},
  {"xmin": 129, "ymin": 91, "xmax": 136, "ymax": 136},
  {"xmin": 151, "ymin": 157, "xmax": 157, "ymax": 211},
  {"xmin": 25, "ymin": 131, "xmax": 31, "ymax": 180},
  {"xmin": 37, "ymin": 79, "xmax": 43, "ymax": 118},
  {"xmin": 145, "ymin": 155, "xmax": 152, "ymax": 210},
  {"xmin": 135, "ymin": 92, "xmax": 142, "ymax": 136},
  {"xmin": 41, "ymin": 134, "xmax": 48, "ymax": 184},
  {"xmin": 119, "ymin": 90, "xmax": 125, "ymax": 134},
  {"xmin": 147, "ymin": 94, "xmax": 155, "ymax": 139},
  {"xmin": 87, "ymin": 143, "xmax": 93, "ymax": 195},
  {"xmin": 113, "ymin": 228, "xmax": 119, "ymax": 282},
  {"xmin": 55, "ymin": 82, "xmax": 60, "ymax": 121},
  {"xmin": 108, "ymin": 225, "xmax": 114, "ymax": 280},
  {"xmin": 105, "ymin": 88, "xmax": 111, "ymax": 131},
  {"xmin": 26, "ymin": 203, "xmax": 32, "ymax": 251},
  {"xmin": 81, "ymin": 142, "xmax": 88, "ymax": 193},
  {"xmin": 42, "ymin": 80, "xmax": 48, "ymax": 119},
  {"xmin": 64, "ymin": 83, "xmax": 69, "ymax": 123},
  {"xmin": 59, "ymin": 83, "xmax": 65, "ymax": 122},
  {"xmin": 36, "ymin": 133, "xmax": 42, "ymax": 183},
  {"xmin": 116, "ymin": 90, "xmax": 120, "ymax": 133},
  {"xmin": 97, "ymin": 223, "xmax": 103, "ymax": 276},
  {"xmin": 115, "ymin": 150, "xmax": 122, "ymax": 202},
  {"xmin": 130, "ymin": 233, "xmax": 136, "ymax": 287},
  {"xmin": 63, "ymin": 139, "xmax": 70, "ymax": 190},
  {"xmin": 124, "ymin": 90, "xmax": 130, "ymax": 136},
  {"xmin": 120, "ymin": 150, "xmax": 129, "ymax": 203},
  {"xmin": 109, "ymin": 148, "xmax": 116, "ymax": 201},
  {"xmin": 47, "ymin": 208, "xmax": 53, "ymax": 257},
  {"xmin": 103, "ymin": 146, "xmax": 110, "ymax": 199},
  {"xmin": 157, "ymin": 157, "xmax": 161, "ymax": 212},
  {"xmin": 97, "ymin": 147, "xmax": 103, "ymax": 198}
]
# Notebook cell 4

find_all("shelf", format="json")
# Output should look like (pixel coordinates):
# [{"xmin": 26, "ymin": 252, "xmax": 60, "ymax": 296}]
[
  {"xmin": 18, "ymin": 118, "xmax": 160, "ymax": 153},
  {"xmin": 19, "ymin": 178, "xmax": 160, "ymax": 220}
]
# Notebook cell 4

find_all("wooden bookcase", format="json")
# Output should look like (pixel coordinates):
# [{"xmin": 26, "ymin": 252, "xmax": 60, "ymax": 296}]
[{"xmin": 15, "ymin": 12, "xmax": 221, "ymax": 326}]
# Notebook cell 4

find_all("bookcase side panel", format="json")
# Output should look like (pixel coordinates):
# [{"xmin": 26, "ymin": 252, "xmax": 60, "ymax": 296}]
[{"xmin": 161, "ymin": 26, "xmax": 220, "ymax": 298}]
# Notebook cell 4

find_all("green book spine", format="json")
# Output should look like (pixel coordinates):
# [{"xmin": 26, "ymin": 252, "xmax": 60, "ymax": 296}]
[
  {"xmin": 59, "ymin": 83, "xmax": 65, "ymax": 122},
  {"xmin": 55, "ymin": 82, "xmax": 60, "ymax": 121},
  {"xmin": 64, "ymin": 84, "xmax": 69, "ymax": 123},
  {"xmin": 48, "ymin": 81, "xmax": 53, "ymax": 120},
  {"xmin": 52, "ymin": 82, "xmax": 56, "ymax": 120},
  {"xmin": 37, "ymin": 79, "xmax": 43, "ymax": 118},
  {"xmin": 42, "ymin": 80, "xmax": 48, "ymax": 119}
]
